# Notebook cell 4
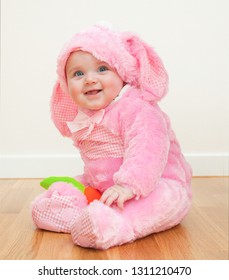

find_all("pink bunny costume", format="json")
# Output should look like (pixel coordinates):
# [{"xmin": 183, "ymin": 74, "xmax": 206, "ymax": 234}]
[{"xmin": 32, "ymin": 24, "xmax": 192, "ymax": 249}]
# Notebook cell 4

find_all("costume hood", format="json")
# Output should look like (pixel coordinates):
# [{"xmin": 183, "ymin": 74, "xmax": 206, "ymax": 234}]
[{"xmin": 51, "ymin": 24, "xmax": 168, "ymax": 136}]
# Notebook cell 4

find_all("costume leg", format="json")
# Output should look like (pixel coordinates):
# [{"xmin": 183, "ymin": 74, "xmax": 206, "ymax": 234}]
[
  {"xmin": 32, "ymin": 182, "xmax": 87, "ymax": 233},
  {"xmin": 122, "ymin": 179, "xmax": 192, "ymax": 239},
  {"xmin": 71, "ymin": 200, "xmax": 135, "ymax": 249},
  {"xmin": 71, "ymin": 179, "xmax": 191, "ymax": 249}
]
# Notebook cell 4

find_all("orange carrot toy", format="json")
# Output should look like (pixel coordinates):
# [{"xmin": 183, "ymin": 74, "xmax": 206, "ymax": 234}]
[{"xmin": 40, "ymin": 176, "xmax": 101, "ymax": 204}]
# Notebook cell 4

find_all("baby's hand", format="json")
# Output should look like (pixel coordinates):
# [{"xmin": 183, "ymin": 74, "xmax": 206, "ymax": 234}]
[{"xmin": 100, "ymin": 185, "xmax": 135, "ymax": 209}]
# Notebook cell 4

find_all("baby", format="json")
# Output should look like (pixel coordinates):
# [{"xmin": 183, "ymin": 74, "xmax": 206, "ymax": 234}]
[{"xmin": 32, "ymin": 24, "xmax": 192, "ymax": 249}]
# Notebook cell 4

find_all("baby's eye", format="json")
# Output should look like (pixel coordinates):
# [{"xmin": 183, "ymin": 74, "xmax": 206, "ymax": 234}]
[
  {"xmin": 74, "ymin": 70, "xmax": 84, "ymax": 77},
  {"xmin": 98, "ymin": 66, "xmax": 109, "ymax": 72}
]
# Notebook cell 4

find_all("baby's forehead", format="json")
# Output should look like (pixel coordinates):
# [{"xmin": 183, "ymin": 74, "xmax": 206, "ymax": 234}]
[
  {"xmin": 66, "ymin": 50, "xmax": 111, "ymax": 70},
  {"xmin": 69, "ymin": 50, "xmax": 106, "ymax": 63}
]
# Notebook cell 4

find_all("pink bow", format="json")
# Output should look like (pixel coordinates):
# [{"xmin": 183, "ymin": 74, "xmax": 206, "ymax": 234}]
[{"xmin": 67, "ymin": 109, "xmax": 105, "ymax": 136}]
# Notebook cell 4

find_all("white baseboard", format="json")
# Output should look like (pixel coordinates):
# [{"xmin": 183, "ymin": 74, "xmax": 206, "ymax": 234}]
[
  {"xmin": 0, "ymin": 153, "xmax": 228, "ymax": 178},
  {"xmin": 0, "ymin": 154, "xmax": 84, "ymax": 178},
  {"xmin": 185, "ymin": 153, "xmax": 228, "ymax": 177}
]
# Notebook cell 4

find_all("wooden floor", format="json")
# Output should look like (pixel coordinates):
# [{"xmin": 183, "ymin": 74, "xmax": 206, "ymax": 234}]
[{"xmin": 0, "ymin": 177, "xmax": 228, "ymax": 260}]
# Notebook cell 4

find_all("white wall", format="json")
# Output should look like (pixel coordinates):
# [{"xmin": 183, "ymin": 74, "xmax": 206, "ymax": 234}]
[{"xmin": 1, "ymin": 0, "xmax": 228, "ymax": 178}]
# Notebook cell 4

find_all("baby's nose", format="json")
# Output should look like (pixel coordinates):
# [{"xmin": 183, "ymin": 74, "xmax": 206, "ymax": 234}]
[{"xmin": 85, "ymin": 73, "xmax": 98, "ymax": 84}]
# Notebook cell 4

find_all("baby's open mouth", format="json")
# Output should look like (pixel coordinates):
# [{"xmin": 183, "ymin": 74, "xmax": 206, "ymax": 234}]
[{"xmin": 85, "ymin": 90, "xmax": 101, "ymax": 95}]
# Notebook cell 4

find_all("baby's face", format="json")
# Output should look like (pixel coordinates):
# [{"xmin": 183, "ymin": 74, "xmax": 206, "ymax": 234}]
[{"xmin": 65, "ymin": 51, "xmax": 124, "ymax": 110}]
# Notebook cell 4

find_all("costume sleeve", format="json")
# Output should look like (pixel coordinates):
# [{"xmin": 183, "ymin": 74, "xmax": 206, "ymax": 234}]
[{"xmin": 113, "ymin": 99, "xmax": 170, "ymax": 198}]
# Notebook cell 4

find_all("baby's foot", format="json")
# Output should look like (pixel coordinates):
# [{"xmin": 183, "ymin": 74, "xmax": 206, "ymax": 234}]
[
  {"xmin": 71, "ymin": 200, "xmax": 135, "ymax": 249},
  {"xmin": 71, "ymin": 206, "xmax": 97, "ymax": 247},
  {"xmin": 32, "ymin": 183, "xmax": 87, "ymax": 233}
]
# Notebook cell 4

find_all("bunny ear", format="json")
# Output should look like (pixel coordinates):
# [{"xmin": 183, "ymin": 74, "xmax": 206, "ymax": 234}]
[
  {"xmin": 50, "ymin": 82, "xmax": 77, "ymax": 137},
  {"xmin": 123, "ymin": 33, "xmax": 168, "ymax": 102}
]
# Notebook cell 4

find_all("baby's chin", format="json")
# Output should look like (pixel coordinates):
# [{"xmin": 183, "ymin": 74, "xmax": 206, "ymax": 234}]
[
  {"xmin": 81, "ymin": 104, "xmax": 107, "ymax": 111},
  {"xmin": 82, "ymin": 101, "xmax": 111, "ymax": 111}
]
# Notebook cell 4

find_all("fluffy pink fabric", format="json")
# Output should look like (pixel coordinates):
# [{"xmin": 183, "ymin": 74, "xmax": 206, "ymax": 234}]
[{"xmin": 33, "ymin": 24, "xmax": 192, "ymax": 249}]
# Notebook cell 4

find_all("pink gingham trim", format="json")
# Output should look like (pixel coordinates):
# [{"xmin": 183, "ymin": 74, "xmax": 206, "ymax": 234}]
[{"xmin": 32, "ymin": 191, "xmax": 85, "ymax": 233}]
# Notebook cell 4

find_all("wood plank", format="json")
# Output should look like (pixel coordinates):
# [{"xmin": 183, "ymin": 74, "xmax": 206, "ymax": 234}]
[{"xmin": 0, "ymin": 177, "xmax": 228, "ymax": 259}]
